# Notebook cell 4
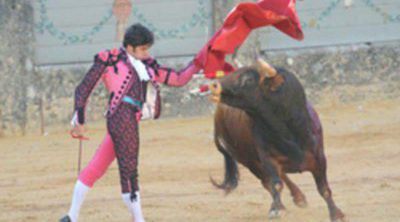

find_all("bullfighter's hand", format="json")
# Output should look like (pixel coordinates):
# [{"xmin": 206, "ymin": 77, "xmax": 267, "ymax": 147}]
[{"xmin": 70, "ymin": 124, "xmax": 86, "ymax": 139}]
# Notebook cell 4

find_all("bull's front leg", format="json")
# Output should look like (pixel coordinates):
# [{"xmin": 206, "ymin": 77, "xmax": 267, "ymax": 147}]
[
  {"xmin": 261, "ymin": 174, "xmax": 285, "ymax": 220},
  {"xmin": 253, "ymin": 126, "xmax": 285, "ymax": 220}
]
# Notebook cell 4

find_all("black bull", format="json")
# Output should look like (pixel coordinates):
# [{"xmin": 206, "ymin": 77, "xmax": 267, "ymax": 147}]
[{"xmin": 210, "ymin": 60, "xmax": 346, "ymax": 222}]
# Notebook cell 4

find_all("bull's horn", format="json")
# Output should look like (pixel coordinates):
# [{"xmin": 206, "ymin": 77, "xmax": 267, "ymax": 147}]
[
  {"xmin": 257, "ymin": 58, "xmax": 277, "ymax": 78},
  {"xmin": 233, "ymin": 59, "xmax": 243, "ymax": 68}
]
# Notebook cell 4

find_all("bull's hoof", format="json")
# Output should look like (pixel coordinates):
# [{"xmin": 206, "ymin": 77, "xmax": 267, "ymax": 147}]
[
  {"xmin": 332, "ymin": 217, "xmax": 347, "ymax": 222},
  {"xmin": 293, "ymin": 196, "xmax": 308, "ymax": 208},
  {"xmin": 268, "ymin": 209, "xmax": 286, "ymax": 220},
  {"xmin": 331, "ymin": 210, "xmax": 347, "ymax": 222},
  {"xmin": 268, "ymin": 209, "xmax": 280, "ymax": 220},
  {"xmin": 294, "ymin": 198, "xmax": 308, "ymax": 208}
]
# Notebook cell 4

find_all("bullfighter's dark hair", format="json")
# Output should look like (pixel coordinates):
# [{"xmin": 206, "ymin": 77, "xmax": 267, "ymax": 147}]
[{"xmin": 123, "ymin": 23, "xmax": 154, "ymax": 48}]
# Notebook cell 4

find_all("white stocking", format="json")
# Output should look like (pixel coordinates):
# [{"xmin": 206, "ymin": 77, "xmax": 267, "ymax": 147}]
[
  {"xmin": 122, "ymin": 192, "xmax": 145, "ymax": 222},
  {"xmin": 67, "ymin": 180, "xmax": 90, "ymax": 222}
]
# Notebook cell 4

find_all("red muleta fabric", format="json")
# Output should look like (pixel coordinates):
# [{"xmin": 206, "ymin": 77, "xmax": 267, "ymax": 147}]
[{"xmin": 194, "ymin": 0, "xmax": 304, "ymax": 79}]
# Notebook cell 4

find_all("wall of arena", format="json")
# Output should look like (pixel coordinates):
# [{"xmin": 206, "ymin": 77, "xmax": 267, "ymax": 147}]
[{"xmin": 0, "ymin": 0, "xmax": 399, "ymax": 135}]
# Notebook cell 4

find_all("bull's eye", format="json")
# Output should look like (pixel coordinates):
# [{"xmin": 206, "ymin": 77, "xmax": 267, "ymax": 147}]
[{"xmin": 240, "ymin": 75, "xmax": 255, "ymax": 87}]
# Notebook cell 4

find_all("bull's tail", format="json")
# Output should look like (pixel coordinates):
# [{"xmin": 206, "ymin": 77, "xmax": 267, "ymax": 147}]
[{"xmin": 210, "ymin": 136, "xmax": 239, "ymax": 195}]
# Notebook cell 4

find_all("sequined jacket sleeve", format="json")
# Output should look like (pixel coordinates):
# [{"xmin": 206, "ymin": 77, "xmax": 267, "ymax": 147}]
[
  {"xmin": 73, "ymin": 55, "xmax": 108, "ymax": 124},
  {"xmin": 143, "ymin": 58, "xmax": 201, "ymax": 87}
]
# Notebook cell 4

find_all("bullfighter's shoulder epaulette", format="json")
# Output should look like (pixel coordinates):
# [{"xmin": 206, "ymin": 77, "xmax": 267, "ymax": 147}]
[
  {"xmin": 93, "ymin": 48, "xmax": 122, "ymax": 74},
  {"xmin": 95, "ymin": 48, "xmax": 121, "ymax": 66}
]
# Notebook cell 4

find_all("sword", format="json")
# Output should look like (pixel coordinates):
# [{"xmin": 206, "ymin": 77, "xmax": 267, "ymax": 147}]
[
  {"xmin": 71, "ymin": 134, "xmax": 89, "ymax": 176},
  {"xmin": 70, "ymin": 113, "xmax": 89, "ymax": 176}
]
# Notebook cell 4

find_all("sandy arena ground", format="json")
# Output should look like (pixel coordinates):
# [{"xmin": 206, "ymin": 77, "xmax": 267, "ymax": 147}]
[{"xmin": 1, "ymin": 99, "xmax": 400, "ymax": 222}]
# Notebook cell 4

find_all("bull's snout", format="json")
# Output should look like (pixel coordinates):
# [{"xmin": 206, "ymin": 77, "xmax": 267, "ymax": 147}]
[{"xmin": 209, "ymin": 82, "xmax": 222, "ymax": 104}]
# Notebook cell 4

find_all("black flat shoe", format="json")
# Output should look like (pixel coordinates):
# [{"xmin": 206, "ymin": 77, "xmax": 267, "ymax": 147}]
[{"xmin": 59, "ymin": 215, "xmax": 72, "ymax": 222}]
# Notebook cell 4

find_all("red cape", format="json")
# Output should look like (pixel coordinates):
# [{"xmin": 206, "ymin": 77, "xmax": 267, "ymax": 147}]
[{"xmin": 194, "ymin": 0, "xmax": 304, "ymax": 78}]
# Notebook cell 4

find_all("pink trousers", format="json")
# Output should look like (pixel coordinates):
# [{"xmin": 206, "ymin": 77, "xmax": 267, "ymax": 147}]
[{"xmin": 78, "ymin": 133, "xmax": 115, "ymax": 187}]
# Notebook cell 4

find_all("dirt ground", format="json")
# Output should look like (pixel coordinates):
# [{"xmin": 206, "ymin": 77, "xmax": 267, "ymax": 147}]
[{"xmin": 1, "ymin": 98, "xmax": 400, "ymax": 222}]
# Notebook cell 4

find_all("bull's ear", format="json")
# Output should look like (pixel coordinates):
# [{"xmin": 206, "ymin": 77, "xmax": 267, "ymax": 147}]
[
  {"xmin": 257, "ymin": 59, "xmax": 285, "ymax": 92},
  {"xmin": 256, "ymin": 58, "xmax": 277, "ymax": 79},
  {"xmin": 265, "ymin": 74, "xmax": 285, "ymax": 92}
]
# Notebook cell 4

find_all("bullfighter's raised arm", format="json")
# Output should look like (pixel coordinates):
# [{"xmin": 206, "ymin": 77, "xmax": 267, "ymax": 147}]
[{"xmin": 143, "ymin": 58, "xmax": 201, "ymax": 87}]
